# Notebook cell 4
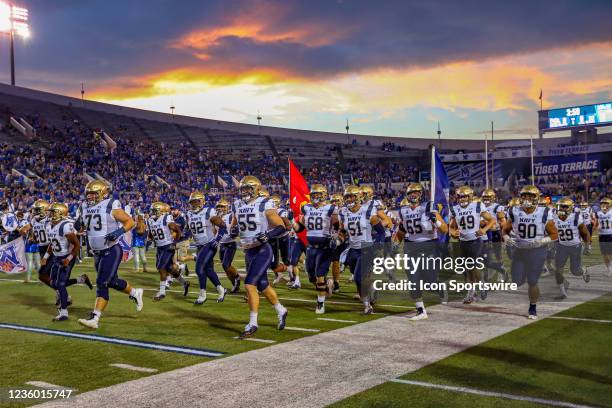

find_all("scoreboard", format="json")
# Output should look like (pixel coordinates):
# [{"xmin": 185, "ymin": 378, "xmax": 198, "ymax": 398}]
[{"xmin": 538, "ymin": 102, "xmax": 612, "ymax": 131}]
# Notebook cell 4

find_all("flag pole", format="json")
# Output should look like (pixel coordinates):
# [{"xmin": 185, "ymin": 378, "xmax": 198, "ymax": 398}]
[
  {"xmin": 530, "ymin": 134, "xmax": 534, "ymax": 184},
  {"xmin": 430, "ymin": 145, "xmax": 435, "ymax": 211},
  {"xmin": 484, "ymin": 130, "xmax": 489, "ymax": 189}
]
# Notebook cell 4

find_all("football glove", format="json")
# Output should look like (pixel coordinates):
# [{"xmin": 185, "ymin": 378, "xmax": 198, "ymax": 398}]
[
  {"xmin": 104, "ymin": 227, "xmax": 126, "ymax": 242},
  {"xmin": 255, "ymin": 231, "xmax": 269, "ymax": 243}
]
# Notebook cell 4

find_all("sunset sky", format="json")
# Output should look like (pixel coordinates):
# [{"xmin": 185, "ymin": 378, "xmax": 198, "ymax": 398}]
[{"xmin": 1, "ymin": 0, "xmax": 611, "ymax": 139}]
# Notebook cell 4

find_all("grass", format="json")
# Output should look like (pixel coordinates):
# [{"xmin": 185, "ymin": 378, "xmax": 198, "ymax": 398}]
[
  {"xmin": 0, "ymin": 249, "xmax": 407, "ymax": 406},
  {"xmin": 331, "ymin": 293, "xmax": 612, "ymax": 408},
  {"xmin": 0, "ymin": 237, "xmax": 607, "ymax": 407}
]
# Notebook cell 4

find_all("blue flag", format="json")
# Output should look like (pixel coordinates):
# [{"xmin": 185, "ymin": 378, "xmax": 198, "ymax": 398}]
[{"xmin": 431, "ymin": 146, "xmax": 450, "ymax": 212}]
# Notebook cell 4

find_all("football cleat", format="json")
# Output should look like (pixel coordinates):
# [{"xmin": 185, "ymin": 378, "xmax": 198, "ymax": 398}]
[
  {"xmin": 81, "ymin": 274, "xmax": 93, "ymax": 290},
  {"xmin": 130, "ymin": 288, "xmax": 144, "ymax": 312},
  {"xmin": 348, "ymin": 274, "xmax": 354, "ymax": 283},
  {"xmin": 362, "ymin": 304, "xmax": 374, "ymax": 315},
  {"xmin": 194, "ymin": 296, "xmax": 207, "ymax": 305},
  {"xmin": 153, "ymin": 292, "xmax": 166, "ymax": 301},
  {"xmin": 217, "ymin": 287, "xmax": 228, "ymax": 303},
  {"xmin": 333, "ymin": 281, "xmax": 340, "ymax": 293},
  {"xmin": 78, "ymin": 313, "xmax": 99, "ymax": 329},
  {"xmin": 528, "ymin": 304, "xmax": 538, "ymax": 320},
  {"xmin": 183, "ymin": 280, "xmax": 190, "ymax": 296},
  {"xmin": 583, "ymin": 268, "xmax": 590, "ymax": 283},
  {"xmin": 277, "ymin": 309, "xmax": 288, "ymax": 330},
  {"xmin": 409, "ymin": 310, "xmax": 428, "ymax": 321},
  {"xmin": 289, "ymin": 281, "xmax": 301, "ymax": 289},
  {"xmin": 353, "ymin": 293, "xmax": 361, "ymax": 301},
  {"xmin": 554, "ymin": 293, "xmax": 567, "ymax": 300},
  {"xmin": 239, "ymin": 324, "xmax": 258, "ymax": 339},
  {"xmin": 480, "ymin": 290, "xmax": 488, "ymax": 301},
  {"xmin": 230, "ymin": 277, "xmax": 241, "ymax": 294},
  {"xmin": 439, "ymin": 288, "xmax": 448, "ymax": 305},
  {"xmin": 462, "ymin": 295, "xmax": 474, "ymax": 304},
  {"xmin": 315, "ymin": 301, "xmax": 325, "ymax": 314},
  {"xmin": 52, "ymin": 312, "xmax": 68, "ymax": 322}
]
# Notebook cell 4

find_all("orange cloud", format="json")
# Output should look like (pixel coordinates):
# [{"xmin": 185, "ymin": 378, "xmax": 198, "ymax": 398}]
[{"xmin": 171, "ymin": 2, "xmax": 350, "ymax": 58}]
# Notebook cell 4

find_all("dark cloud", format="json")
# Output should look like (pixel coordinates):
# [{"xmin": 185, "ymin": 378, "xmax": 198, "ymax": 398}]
[{"xmin": 5, "ymin": 0, "xmax": 612, "ymax": 88}]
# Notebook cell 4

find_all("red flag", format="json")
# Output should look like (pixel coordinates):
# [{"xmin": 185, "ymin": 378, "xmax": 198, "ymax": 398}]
[{"xmin": 288, "ymin": 158, "xmax": 309, "ymax": 246}]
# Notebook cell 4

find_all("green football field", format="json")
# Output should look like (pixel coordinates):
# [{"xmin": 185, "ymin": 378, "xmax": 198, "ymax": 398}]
[
  {"xmin": 0, "ymin": 240, "xmax": 609, "ymax": 407},
  {"xmin": 0, "ymin": 250, "xmax": 411, "ymax": 407},
  {"xmin": 331, "ymin": 292, "xmax": 612, "ymax": 408}
]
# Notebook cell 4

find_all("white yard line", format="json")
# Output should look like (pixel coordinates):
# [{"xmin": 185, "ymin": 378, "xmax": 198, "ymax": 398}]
[
  {"xmin": 390, "ymin": 379, "xmax": 596, "ymax": 408},
  {"xmin": 232, "ymin": 337, "xmax": 276, "ymax": 344},
  {"xmin": 109, "ymin": 364, "xmax": 158, "ymax": 373},
  {"xmin": 549, "ymin": 316, "xmax": 612, "ymax": 324},
  {"xmin": 316, "ymin": 318, "xmax": 357, "ymax": 323},
  {"xmin": 26, "ymin": 381, "xmax": 75, "ymax": 391},
  {"xmin": 284, "ymin": 326, "xmax": 320, "ymax": 333},
  {"xmin": 33, "ymin": 265, "xmax": 612, "ymax": 408}
]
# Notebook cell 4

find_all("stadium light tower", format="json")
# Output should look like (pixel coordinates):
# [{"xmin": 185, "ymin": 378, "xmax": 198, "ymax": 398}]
[{"xmin": 0, "ymin": 2, "xmax": 29, "ymax": 86}]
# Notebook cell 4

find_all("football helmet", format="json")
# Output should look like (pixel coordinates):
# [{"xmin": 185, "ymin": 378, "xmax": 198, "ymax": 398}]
[
  {"xmin": 310, "ymin": 184, "xmax": 328, "ymax": 205},
  {"xmin": 508, "ymin": 197, "xmax": 521, "ymax": 208},
  {"xmin": 215, "ymin": 198, "xmax": 230, "ymax": 216},
  {"xmin": 481, "ymin": 188, "xmax": 496, "ymax": 206},
  {"xmin": 360, "ymin": 185, "xmax": 374, "ymax": 202},
  {"xmin": 600, "ymin": 197, "xmax": 611, "ymax": 212},
  {"xmin": 48, "ymin": 202, "xmax": 68, "ymax": 223},
  {"xmin": 556, "ymin": 197, "xmax": 574, "ymax": 218},
  {"xmin": 270, "ymin": 195, "xmax": 282, "ymax": 208},
  {"xmin": 188, "ymin": 191, "xmax": 205, "ymax": 212},
  {"xmin": 150, "ymin": 202, "xmax": 170, "ymax": 218},
  {"xmin": 400, "ymin": 197, "xmax": 410, "ymax": 207},
  {"xmin": 239, "ymin": 176, "xmax": 261, "ymax": 203},
  {"xmin": 344, "ymin": 185, "xmax": 361, "ymax": 207},
  {"xmin": 32, "ymin": 199, "xmax": 50, "ymax": 219},
  {"xmin": 580, "ymin": 201, "xmax": 589, "ymax": 210},
  {"xmin": 85, "ymin": 180, "xmax": 110, "ymax": 206},
  {"xmin": 519, "ymin": 185, "xmax": 540, "ymax": 210},
  {"xmin": 538, "ymin": 196, "xmax": 550, "ymax": 207},
  {"xmin": 406, "ymin": 183, "xmax": 423, "ymax": 204},
  {"xmin": 258, "ymin": 188, "xmax": 270, "ymax": 198},
  {"xmin": 456, "ymin": 186, "xmax": 473, "ymax": 208},
  {"xmin": 330, "ymin": 193, "xmax": 343, "ymax": 206}
]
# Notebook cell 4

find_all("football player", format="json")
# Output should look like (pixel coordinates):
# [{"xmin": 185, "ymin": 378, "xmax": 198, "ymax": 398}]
[
  {"xmin": 21, "ymin": 200, "xmax": 53, "ymax": 288},
  {"xmin": 42, "ymin": 203, "xmax": 81, "ymax": 321},
  {"xmin": 186, "ymin": 191, "xmax": 228, "ymax": 305},
  {"xmin": 338, "ymin": 185, "xmax": 386, "ymax": 314},
  {"xmin": 230, "ymin": 176, "xmax": 288, "ymax": 339},
  {"xmin": 147, "ymin": 201, "xmax": 190, "ymax": 301},
  {"xmin": 293, "ymin": 184, "xmax": 339, "ymax": 314},
  {"xmin": 360, "ymin": 185, "xmax": 393, "ymax": 230},
  {"xmin": 269, "ymin": 194, "xmax": 292, "ymax": 286},
  {"xmin": 593, "ymin": 197, "xmax": 612, "ymax": 276},
  {"xmin": 449, "ymin": 186, "xmax": 496, "ymax": 303},
  {"xmin": 553, "ymin": 197, "xmax": 591, "ymax": 299},
  {"xmin": 480, "ymin": 189, "xmax": 508, "ymax": 281},
  {"xmin": 329, "ymin": 193, "xmax": 346, "ymax": 292},
  {"xmin": 502, "ymin": 185, "xmax": 558, "ymax": 319},
  {"xmin": 216, "ymin": 198, "xmax": 241, "ymax": 293},
  {"xmin": 396, "ymin": 183, "xmax": 448, "ymax": 320},
  {"xmin": 77, "ymin": 181, "xmax": 143, "ymax": 329},
  {"xmin": 580, "ymin": 201, "xmax": 594, "ymax": 236}
]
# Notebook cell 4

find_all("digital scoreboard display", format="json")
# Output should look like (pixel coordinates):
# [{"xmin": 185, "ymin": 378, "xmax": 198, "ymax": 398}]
[{"xmin": 538, "ymin": 102, "xmax": 612, "ymax": 131}]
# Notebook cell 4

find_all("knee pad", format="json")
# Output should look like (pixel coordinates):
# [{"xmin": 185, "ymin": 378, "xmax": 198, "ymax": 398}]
[
  {"xmin": 111, "ymin": 278, "xmax": 127, "ymax": 291},
  {"xmin": 96, "ymin": 284, "xmax": 109, "ymax": 300}
]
